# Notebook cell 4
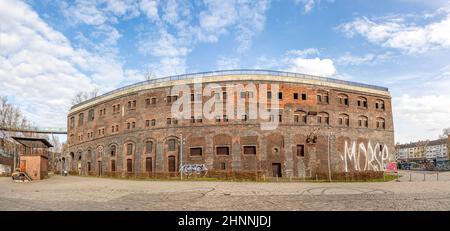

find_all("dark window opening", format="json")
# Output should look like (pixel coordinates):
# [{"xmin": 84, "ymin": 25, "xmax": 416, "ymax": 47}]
[
  {"xmin": 301, "ymin": 93, "xmax": 307, "ymax": 100},
  {"xmin": 190, "ymin": 147, "xmax": 202, "ymax": 156},
  {"xmin": 216, "ymin": 146, "xmax": 230, "ymax": 155},
  {"xmin": 297, "ymin": 144, "xmax": 305, "ymax": 157},
  {"xmin": 243, "ymin": 146, "xmax": 256, "ymax": 155},
  {"xmin": 293, "ymin": 93, "xmax": 298, "ymax": 100}
]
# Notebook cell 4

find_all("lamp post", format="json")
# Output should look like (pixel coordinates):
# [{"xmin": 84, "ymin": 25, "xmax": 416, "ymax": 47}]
[{"xmin": 180, "ymin": 134, "xmax": 185, "ymax": 180}]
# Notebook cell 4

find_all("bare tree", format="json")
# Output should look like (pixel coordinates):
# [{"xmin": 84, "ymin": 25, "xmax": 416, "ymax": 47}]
[
  {"xmin": 144, "ymin": 68, "xmax": 155, "ymax": 81},
  {"xmin": 439, "ymin": 128, "xmax": 450, "ymax": 139},
  {"xmin": 71, "ymin": 88, "xmax": 99, "ymax": 105},
  {"xmin": 0, "ymin": 96, "xmax": 34, "ymax": 152}
]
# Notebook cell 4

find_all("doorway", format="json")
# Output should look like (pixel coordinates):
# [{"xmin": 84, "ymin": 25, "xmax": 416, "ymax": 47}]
[
  {"xmin": 127, "ymin": 159, "xmax": 132, "ymax": 173},
  {"xmin": 145, "ymin": 157, "xmax": 152, "ymax": 172},
  {"xmin": 111, "ymin": 160, "xmax": 116, "ymax": 172},
  {"xmin": 272, "ymin": 163, "xmax": 282, "ymax": 177},
  {"xmin": 97, "ymin": 161, "xmax": 102, "ymax": 176},
  {"xmin": 168, "ymin": 156, "xmax": 176, "ymax": 172}
]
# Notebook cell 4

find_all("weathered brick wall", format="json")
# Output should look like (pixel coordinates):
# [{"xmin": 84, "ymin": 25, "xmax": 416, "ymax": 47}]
[{"xmin": 66, "ymin": 78, "xmax": 394, "ymax": 177}]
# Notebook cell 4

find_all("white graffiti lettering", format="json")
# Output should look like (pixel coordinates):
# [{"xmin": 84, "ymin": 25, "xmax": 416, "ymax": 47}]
[
  {"xmin": 340, "ymin": 140, "xmax": 390, "ymax": 172},
  {"xmin": 180, "ymin": 164, "xmax": 208, "ymax": 175}
]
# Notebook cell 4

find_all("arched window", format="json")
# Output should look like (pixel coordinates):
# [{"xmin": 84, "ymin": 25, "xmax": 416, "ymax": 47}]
[
  {"xmin": 110, "ymin": 145, "xmax": 116, "ymax": 157},
  {"xmin": 358, "ymin": 115, "xmax": 369, "ymax": 128},
  {"xmin": 337, "ymin": 94, "xmax": 349, "ymax": 106},
  {"xmin": 126, "ymin": 143, "xmax": 133, "ymax": 155},
  {"xmin": 168, "ymin": 139, "xmax": 176, "ymax": 151},
  {"xmin": 294, "ymin": 111, "xmax": 307, "ymax": 124},
  {"xmin": 376, "ymin": 117, "xmax": 385, "ymax": 129},
  {"xmin": 357, "ymin": 97, "xmax": 368, "ymax": 108},
  {"xmin": 375, "ymin": 99, "xmax": 385, "ymax": 110},
  {"xmin": 317, "ymin": 112, "xmax": 329, "ymax": 125},
  {"xmin": 70, "ymin": 152, "xmax": 74, "ymax": 159},
  {"xmin": 338, "ymin": 113, "xmax": 349, "ymax": 127},
  {"xmin": 316, "ymin": 91, "xmax": 329, "ymax": 104},
  {"xmin": 146, "ymin": 141, "xmax": 153, "ymax": 153}
]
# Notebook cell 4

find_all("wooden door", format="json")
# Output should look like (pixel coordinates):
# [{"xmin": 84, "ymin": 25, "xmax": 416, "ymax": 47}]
[
  {"xmin": 20, "ymin": 160, "xmax": 26, "ymax": 172},
  {"xmin": 168, "ymin": 156, "xmax": 175, "ymax": 172},
  {"xmin": 127, "ymin": 159, "xmax": 132, "ymax": 173},
  {"xmin": 111, "ymin": 160, "xmax": 116, "ymax": 172},
  {"xmin": 145, "ymin": 157, "xmax": 152, "ymax": 172},
  {"xmin": 98, "ymin": 161, "xmax": 102, "ymax": 176},
  {"xmin": 272, "ymin": 163, "xmax": 282, "ymax": 177}
]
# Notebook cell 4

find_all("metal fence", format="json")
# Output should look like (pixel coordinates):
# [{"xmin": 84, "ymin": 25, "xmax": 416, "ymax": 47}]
[{"xmin": 71, "ymin": 69, "xmax": 389, "ymax": 110}]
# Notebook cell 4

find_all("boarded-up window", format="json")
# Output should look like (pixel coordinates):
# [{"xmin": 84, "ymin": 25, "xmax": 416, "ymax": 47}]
[
  {"xmin": 243, "ymin": 146, "xmax": 256, "ymax": 155},
  {"xmin": 216, "ymin": 146, "xmax": 229, "ymax": 155},
  {"xmin": 127, "ymin": 159, "xmax": 132, "ymax": 173},
  {"xmin": 146, "ymin": 141, "xmax": 153, "ymax": 153},
  {"xmin": 111, "ymin": 160, "xmax": 116, "ymax": 172},
  {"xmin": 87, "ymin": 162, "xmax": 91, "ymax": 172},
  {"xmin": 297, "ymin": 145, "xmax": 305, "ymax": 157},
  {"xmin": 220, "ymin": 162, "xmax": 226, "ymax": 170},
  {"xmin": 190, "ymin": 148, "xmax": 202, "ymax": 156},
  {"xmin": 145, "ymin": 157, "xmax": 152, "ymax": 172},
  {"xmin": 168, "ymin": 139, "xmax": 176, "ymax": 151}
]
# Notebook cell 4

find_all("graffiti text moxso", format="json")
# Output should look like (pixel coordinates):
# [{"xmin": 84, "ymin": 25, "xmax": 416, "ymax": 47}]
[{"xmin": 340, "ymin": 140, "xmax": 390, "ymax": 172}]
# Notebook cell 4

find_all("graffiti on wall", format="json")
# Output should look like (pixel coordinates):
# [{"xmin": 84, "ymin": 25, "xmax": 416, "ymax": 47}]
[
  {"xmin": 340, "ymin": 140, "xmax": 390, "ymax": 172},
  {"xmin": 180, "ymin": 164, "xmax": 208, "ymax": 175}
]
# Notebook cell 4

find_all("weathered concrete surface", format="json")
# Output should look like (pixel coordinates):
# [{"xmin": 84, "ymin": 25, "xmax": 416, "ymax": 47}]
[{"xmin": 1, "ymin": 171, "xmax": 450, "ymax": 211}]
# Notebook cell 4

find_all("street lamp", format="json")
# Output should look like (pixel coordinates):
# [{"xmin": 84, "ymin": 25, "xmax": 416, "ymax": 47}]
[{"xmin": 179, "ymin": 134, "xmax": 186, "ymax": 180}]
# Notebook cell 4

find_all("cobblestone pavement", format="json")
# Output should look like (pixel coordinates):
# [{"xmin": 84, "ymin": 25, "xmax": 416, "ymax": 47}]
[{"xmin": 1, "ymin": 172, "xmax": 450, "ymax": 211}]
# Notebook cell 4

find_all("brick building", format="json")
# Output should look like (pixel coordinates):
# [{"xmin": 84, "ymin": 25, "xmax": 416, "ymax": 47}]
[{"xmin": 66, "ymin": 70, "xmax": 395, "ymax": 178}]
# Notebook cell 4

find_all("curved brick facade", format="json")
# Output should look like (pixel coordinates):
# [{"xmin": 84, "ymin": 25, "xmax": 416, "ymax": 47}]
[{"xmin": 66, "ymin": 70, "xmax": 394, "ymax": 177}]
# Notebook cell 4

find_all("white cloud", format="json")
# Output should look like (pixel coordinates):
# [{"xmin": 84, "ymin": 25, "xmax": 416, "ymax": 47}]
[
  {"xmin": 335, "ymin": 52, "xmax": 394, "ymax": 66},
  {"xmin": 139, "ymin": 0, "xmax": 159, "ymax": 21},
  {"xmin": 254, "ymin": 49, "xmax": 337, "ymax": 77},
  {"xmin": 136, "ymin": 0, "xmax": 270, "ymax": 77},
  {"xmin": 337, "ymin": 6, "xmax": 450, "ymax": 53},
  {"xmin": 216, "ymin": 56, "xmax": 240, "ymax": 70},
  {"xmin": 391, "ymin": 65, "xmax": 450, "ymax": 142},
  {"xmin": 286, "ymin": 57, "xmax": 336, "ymax": 77},
  {"xmin": 286, "ymin": 48, "xmax": 320, "ymax": 57},
  {"xmin": 0, "ymin": 0, "xmax": 125, "ymax": 128},
  {"xmin": 294, "ymin": 0, "xmax": 334, "ymax": 14}
]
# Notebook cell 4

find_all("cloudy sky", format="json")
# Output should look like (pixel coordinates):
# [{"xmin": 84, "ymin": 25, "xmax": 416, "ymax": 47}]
[{"xmin": 1, "ymin": 0, "xmax": 450, "ymax": 143}]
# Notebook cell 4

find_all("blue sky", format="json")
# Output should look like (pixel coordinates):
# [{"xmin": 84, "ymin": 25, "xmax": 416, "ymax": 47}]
[{"xmin": 1, "ymin": 0, "xmax": 450, "ymax": 143}]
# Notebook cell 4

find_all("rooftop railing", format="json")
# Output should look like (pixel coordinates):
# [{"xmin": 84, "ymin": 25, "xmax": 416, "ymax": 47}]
[{"xmin": 71, "ymin": 69, "xmax": 389, "ymax": 110}]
